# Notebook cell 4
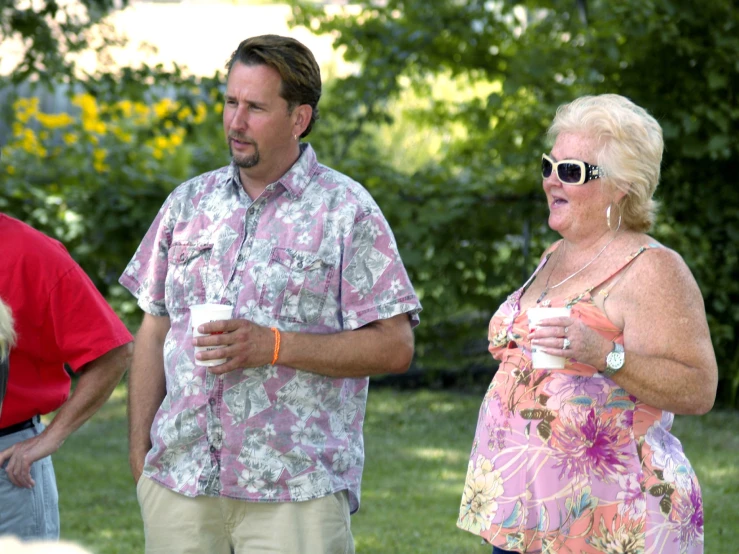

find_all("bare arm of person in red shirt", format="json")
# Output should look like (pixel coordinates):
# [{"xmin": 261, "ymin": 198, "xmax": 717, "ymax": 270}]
[
  {"xmin": 193, "ymin": 312, "xmax": 415, "ymax": 378},
  {"xmin": 128, "ymin": 313, "xmax": 170, "ymax": 484},
  {"xmin": 0, "ymin": 342, "xmax": 132, "ymax": 488}
]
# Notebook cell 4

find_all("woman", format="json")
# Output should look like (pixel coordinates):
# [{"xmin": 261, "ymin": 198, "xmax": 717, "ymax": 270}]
[
  {"xmin": 0, "ymin": 297, "xmax": 15, "ymax": 414},
  {"xmin": 457, "ymin": 94, "xmax": 717, "ymax": 553}
]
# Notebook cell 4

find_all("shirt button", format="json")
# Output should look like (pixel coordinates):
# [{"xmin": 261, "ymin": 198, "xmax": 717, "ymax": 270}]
[
  {"xmin": 248, "ymin": 207, "xmax": 255, "ymax": 215},
  {"xmin": 210, "ymin": 445, "xmax": 216, "ymax": 453},
  {"xmin": 209, "ymin": 398, "xmax": 216, "ymax": 406},
  {"xmin": 297, "ymin": 261, "xmax": 303, "ymax": 268},
  {"xmin": 179, "ymin": 254, "xmax": 186, "ymax": 262}
]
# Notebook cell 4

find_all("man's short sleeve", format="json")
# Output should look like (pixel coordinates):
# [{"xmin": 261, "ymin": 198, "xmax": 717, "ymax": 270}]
[
  {"xmin": 49, "ymin": 264, "xmax": 133, "ymax": 371},
  {"xmin": 119, "ymin": 198, "xmax": 174, "ymax": 317},
  {"xmin": 340, "ymin": 207, "xmax": 421, "ymax": 330}
]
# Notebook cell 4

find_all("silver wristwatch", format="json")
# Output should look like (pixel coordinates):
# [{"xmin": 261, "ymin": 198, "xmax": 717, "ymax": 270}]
[{"xmin": 602, "ymin": 342, "xmax": 625, "ymax": 377}]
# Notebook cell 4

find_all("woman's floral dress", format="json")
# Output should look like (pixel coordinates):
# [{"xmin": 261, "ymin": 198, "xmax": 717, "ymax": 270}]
[{"xmin": 457, "ymin": 245, "xmax": 705, "ymax": 553}]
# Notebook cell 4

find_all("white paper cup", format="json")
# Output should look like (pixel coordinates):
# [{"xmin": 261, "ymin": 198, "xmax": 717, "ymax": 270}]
[
  {"xmin": 527, "ymin": 307, "xmax": 571, "ymax": 369},
  {"xmin": 190, "ymin": 303, "xmax": 233, "ymax": 367}
]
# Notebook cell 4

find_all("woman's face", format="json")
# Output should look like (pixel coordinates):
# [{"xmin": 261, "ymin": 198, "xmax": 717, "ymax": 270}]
[{"xmin": 543, "ymin": 132, "xmax": 616, "ymax": 240}]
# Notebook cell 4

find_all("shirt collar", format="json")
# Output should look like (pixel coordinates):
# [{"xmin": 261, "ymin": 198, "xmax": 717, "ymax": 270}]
[{"xmin": 227, "ymin": 143, "xmax": 318, "ymax": 199}]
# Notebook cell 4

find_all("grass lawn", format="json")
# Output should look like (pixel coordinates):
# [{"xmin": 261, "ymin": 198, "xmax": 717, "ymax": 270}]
[{"xmin": 54, "ymin": 385, "xmax": 738, "ymax": 553}]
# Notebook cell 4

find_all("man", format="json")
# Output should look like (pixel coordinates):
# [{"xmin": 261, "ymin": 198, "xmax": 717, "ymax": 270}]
[
  {"xmin": 0, "ymin": 213, "xmax": 133, "ymax": 539},
  {"xmin": 120, "ymin": 34, "xmax": 421, "ymax": 553}
]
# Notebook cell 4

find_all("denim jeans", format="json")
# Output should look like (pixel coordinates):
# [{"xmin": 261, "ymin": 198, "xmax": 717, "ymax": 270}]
[{"xmin": 0, "ymin": 418, "xmax": 60, "ymax": 539}]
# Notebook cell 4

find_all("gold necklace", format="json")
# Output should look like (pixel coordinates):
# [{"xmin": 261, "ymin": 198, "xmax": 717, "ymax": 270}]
[{"xmin": 536, "ymin": 234, "xmax": 619, "ymax": 304}]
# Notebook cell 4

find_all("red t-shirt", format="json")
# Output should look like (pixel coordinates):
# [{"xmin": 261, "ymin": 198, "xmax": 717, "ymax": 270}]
[{"xmin": 0, "ymin": 214, "xmax": 133, "ymax": 427}]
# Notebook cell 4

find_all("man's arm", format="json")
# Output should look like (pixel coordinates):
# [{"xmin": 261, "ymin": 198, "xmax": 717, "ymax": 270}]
[
  {"xmin": 128, "ymin": 313, "xmax": 170, "ymax": 483},
  {"xmin": 0, "ymin": 342, "xmax": 132, "ymax": 488},
  {"xmin": 194, "ymin": 312, "xmax": 415, "ymax": 378}
]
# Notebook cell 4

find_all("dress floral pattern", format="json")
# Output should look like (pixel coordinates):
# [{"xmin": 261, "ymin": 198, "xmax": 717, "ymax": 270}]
[{"xmin": 458, "ymin": 245, "xmax": 704, "ymax": 553}]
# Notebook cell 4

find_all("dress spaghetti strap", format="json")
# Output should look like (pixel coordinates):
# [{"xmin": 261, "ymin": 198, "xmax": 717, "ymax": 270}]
[{"xmin": 596, "ymin": 243, "xmax": 662, "ymax": 299}]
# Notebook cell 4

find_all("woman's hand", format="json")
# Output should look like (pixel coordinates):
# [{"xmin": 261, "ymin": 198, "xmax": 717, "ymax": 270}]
[{"xmin": 529, "ymin": 315, "xmax": 612, "ymax": 370}]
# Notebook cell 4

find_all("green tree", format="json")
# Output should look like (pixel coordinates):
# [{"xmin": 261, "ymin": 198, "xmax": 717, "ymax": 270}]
[
  {"xmin": 287, "ymin": 0, "xmax": 739, "ymax": 404},
  {"xmin": 0, "ymin": 0, "xmax": 130, "ymax": 84}
]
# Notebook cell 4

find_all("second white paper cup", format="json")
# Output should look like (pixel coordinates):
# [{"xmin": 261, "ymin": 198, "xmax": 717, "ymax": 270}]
[
  {"xmin": 527, "ymin": 306, "xmax": 571, "ymax": 369},
  {"xmin": 190, "ymin": 303, "xmax": 233, "ymax": 367}
]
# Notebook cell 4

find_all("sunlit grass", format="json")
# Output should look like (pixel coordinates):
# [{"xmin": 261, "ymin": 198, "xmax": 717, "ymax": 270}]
[{"xmin": 53, "ymin": 385, "xmax": 738, "ymax": 553}]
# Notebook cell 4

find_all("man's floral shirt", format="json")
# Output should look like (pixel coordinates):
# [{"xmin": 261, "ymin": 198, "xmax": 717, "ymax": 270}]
[{"xmin": 120, "ymin": 144, "xmax": 421, "ymax": 512}]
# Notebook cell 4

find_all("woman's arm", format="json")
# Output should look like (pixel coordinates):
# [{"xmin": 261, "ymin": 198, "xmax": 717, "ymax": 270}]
[
  {"xmin": 603, "ymin": 247, "xmax": 717, "ymax": 414},
  {"xmin": 531, "ymin": 246, "xmax": 718, "ymax": 415}
]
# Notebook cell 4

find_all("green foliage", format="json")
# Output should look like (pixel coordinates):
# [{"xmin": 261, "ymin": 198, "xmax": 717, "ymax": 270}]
[
  {"xmin": 0, "ymin": 80, "xmax": 226, "ymax": 326},
  {"xmin": 2, "ymin": 0, "xmax": 738, "ymax": 404},
  {"xmin": 286, "ymin": 0, "xmax": 739, "ymax": 404},
  {"xmin": 0, "ymin": 0, "xmax": 130, "ymax": 84}
]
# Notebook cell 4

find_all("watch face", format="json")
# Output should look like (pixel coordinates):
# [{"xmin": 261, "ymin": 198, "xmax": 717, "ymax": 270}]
[{"xmin": 607, "ymin": 351, "xmax": 625, "ymax": 370}]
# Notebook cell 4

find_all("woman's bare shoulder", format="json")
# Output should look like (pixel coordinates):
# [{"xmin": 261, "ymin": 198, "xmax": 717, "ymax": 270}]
[{"xmin": 620, "ymin": 238, "xmax": 703, "ymax": 305}]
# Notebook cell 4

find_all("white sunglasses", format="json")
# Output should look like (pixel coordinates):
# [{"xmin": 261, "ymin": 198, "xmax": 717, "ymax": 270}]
[{"xmin": 541, "ymin": 153, "xmax": 604, "ymax": 185}]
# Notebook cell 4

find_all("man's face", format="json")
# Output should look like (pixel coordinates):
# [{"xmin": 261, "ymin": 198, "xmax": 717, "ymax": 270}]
[{"xmin": 223, "ymin": 62, "xmax": 298, "ymax": 176}]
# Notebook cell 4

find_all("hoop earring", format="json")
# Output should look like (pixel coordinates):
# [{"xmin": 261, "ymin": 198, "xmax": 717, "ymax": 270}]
[{"xmin": 606, "ymin": 202, "xmax": 622, "ymax": 232}]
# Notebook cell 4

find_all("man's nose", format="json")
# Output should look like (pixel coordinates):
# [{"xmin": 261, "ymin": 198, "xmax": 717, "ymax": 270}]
[{"xmin": 229, "ymin": 105, "xmax": 250, "ymax": 131}]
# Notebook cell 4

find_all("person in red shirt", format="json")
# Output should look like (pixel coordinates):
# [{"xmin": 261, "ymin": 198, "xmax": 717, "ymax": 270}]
[{"xmin": 0, "ymin": 213, "xmax": 133, "ymax": 540}]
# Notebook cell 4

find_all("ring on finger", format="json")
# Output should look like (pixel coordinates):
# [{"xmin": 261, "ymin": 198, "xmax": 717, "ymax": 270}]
[{"xmin": 563, "ymin": 337, "xmax": 571, "ymax": 350}]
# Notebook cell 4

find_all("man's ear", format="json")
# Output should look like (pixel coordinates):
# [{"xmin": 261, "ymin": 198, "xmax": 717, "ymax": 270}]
[{"xmin": 292, "ymin": 104, "xmax": 312, "ymax": 138}]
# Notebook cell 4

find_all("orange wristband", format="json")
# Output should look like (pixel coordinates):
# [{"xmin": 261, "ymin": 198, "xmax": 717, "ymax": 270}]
[{"xmin": 270, "ymin": 327, "xmax": 281, "ymax": 365}]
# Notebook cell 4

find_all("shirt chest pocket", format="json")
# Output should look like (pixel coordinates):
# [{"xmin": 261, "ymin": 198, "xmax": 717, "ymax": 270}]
[
  {"xmin": 258, "ymin": 248, "xmax": 336, "ymax": 324},
  {"xmin": 165, "ymin": 242, "xmax": 214, "ymax": 313}
]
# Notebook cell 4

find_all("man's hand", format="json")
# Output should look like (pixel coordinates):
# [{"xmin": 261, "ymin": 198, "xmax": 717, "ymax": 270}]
[
  {"xmin": 193, "ymin": 319, "xmax": 274, "ymax": 374},
  {"xmin": 0, "ymin": 431, "xmax": 63, "ymax": 488}
]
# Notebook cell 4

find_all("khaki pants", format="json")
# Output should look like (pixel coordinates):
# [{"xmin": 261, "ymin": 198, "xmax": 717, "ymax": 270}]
[{"xmin": 137, "ymin": 476, "xmax": 355, "ymax": 554}]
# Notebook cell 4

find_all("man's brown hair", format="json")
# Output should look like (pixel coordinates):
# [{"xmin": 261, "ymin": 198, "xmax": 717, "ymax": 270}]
[{"xmin": 226, "ymin": 35, "xmax": 321, "ymax": 138}]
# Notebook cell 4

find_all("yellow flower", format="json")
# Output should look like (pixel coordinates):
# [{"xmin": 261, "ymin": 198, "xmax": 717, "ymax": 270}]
[
  {"xmin": 177, "ymin": 106, "xmax": 193, "ymax": 121},
  {"xmin": 133, "ymin": 102, "xmax": 151, "ymax": 125},
  {"xmin": 116, "ymin": 100, "xmax": 134, "ymax": 118},
  {"xmin": 83, "ymin": 119, "xmax": 107, "ymax": 134},
  {"xmin": 72, "ymin": 93, "xmax": 99, "ymax": 120},
  {"xmin": 13, "ymin": 97, "xmax": 39, "ymax": 124},
  {"xmin": 63, "ymin": 133, "xmax": 78, "ymax": 145},
  {"xmin": 93, "ymin": 148, "xmax": 109, "ymax": 173},
  {"xmin": 35, "ymin": 112, "xmax": 75, "ymax": 129},
  {"xmin": 16, "ymin": 128, "xmax": 47, "ymax": 157},
  {"xmin": 169, "ymin": 132, "xmax": 184, "ymax": 148},
  {"xmin": 154, "ymin": 135, "xmax": 169, "ymax": 150},
  {"xmin": 153, "ymin": 98, "xmax": 177, "ymax": 119},
  {"xmin": 164, "ymin": 120, "xmax": 174, "ymax": 130},
  {"xmin": 6, "ymin": 165, "xmax": 15, "ymax": 175},
  {"xmin": 193, "ymin": 103, "xmax": 208, "ymax": 124},
  {"xmin": 215, "ymin": 104, "xmax": 223, "ymax": 115},
  {"xmin": 152, "ymin": 148, "xmax": 164, "ymax": 160}
]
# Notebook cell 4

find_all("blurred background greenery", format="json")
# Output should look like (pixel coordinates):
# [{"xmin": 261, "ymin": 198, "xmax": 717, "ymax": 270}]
[{"xmin": 1, "ymin": 0, "xmax": 738, "ymax": 408}]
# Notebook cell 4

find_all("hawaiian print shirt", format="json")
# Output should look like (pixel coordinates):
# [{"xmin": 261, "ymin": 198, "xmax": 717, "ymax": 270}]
[
  {"xmin": 120, "ymin": 144, "xmax": 421, "ymax": 512},
  {"xmin": 458, "ymin": 244, "xmax": 705, "ymax": 553}
]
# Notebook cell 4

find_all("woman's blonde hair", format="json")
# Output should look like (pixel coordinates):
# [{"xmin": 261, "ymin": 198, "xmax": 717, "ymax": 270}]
[
  {"xmin": 547, "ymin": 94, "xmax": 663, "ymax": 232},
  {"xmin": 0, "ymin": 297, "xmax": 15, "ymax": 359}
]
